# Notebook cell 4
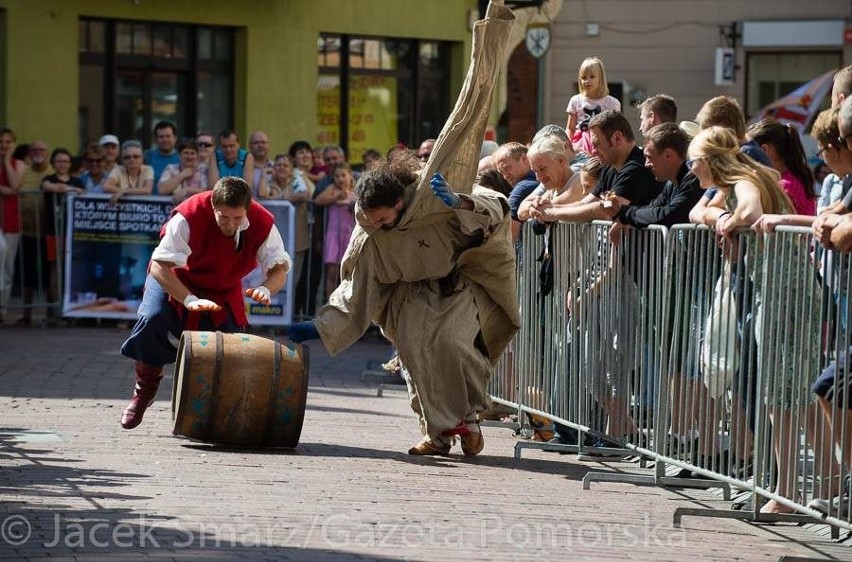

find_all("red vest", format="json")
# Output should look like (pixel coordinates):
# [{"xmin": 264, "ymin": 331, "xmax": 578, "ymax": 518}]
[{"xmin": 164, "ymin": 191, "xmax": 274, "ymax": 328}]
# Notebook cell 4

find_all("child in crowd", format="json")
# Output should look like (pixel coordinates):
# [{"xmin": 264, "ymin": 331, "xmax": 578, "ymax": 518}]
[
  {"xmin": 308, "ymin": 148, "xmax": 327, "ymax": 185},
  {"xmin": 747, "ymin": 117, "xmax": 816, "ymax": 216},
  {"xmin": 314, "ymin": 162, "xmax": 356, "ymax": 300},
  {"xmin": 579, "ymin": 155, "xmax": 602, "ymax": 196},
  {"xmin": 565, "ymin": 56, "xmax": 621, "ymax": 155},
  {"xmin": 474, "ymin": 169, "xmax": 512, "ymax": 197}
]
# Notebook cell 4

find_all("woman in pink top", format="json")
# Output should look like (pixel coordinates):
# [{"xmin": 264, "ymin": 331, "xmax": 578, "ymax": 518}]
[{"xmin": 747, "ymin": 117, "xmax": 816, "ymax": 216}]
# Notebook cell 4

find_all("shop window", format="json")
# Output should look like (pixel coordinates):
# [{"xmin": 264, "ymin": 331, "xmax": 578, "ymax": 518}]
[
  {"xmin": 318, "ymin": 33, "xmax": 451, "ymax": 163},
  {"xmin": 78, "ymin": 18, "xmax": 234, "ymax": 151}
]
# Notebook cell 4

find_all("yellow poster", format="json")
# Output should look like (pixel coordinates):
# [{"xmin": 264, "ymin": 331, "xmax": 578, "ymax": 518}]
[
  {"xmin": 316, "ymin": 74, "xmax": 340, "ymax": 148},
  {"xmin": 316, "ymin": 74, "xmax": 399, "ymax": 162}
]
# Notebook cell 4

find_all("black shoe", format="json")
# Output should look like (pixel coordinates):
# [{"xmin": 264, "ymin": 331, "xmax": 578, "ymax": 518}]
[
  {"xmin": 554, "ymin": 424, "xmax": 579, "ymax": 441},
  {"xmin": 545, "ymin": 435, "xmax": 577, "ymax": 454},
  {"xmin": 732, "ymin": 494, "xmax": 754, "ymax": 511},
  {"xmin": 672, "ymin": 467, "xmax": 714, "ymax": 480},
  {"xmin": 673, "ymin": 468, "xmax": 694, "ymax": 479},
  {"xmin": 577, "ymin": 437, "xmax": 627, "ymax": 461}
]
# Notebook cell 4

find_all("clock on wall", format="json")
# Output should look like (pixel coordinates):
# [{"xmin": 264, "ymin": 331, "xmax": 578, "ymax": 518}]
[{"xmin": 525, "ymin": 23, "xmax": 551, "ymax": 59}]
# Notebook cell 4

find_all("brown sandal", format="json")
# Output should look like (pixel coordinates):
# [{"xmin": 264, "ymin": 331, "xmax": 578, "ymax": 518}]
[
  {"xmin": 461, "ymin": 430, "xmax": 484, "ymax": 456},
  {"xmin": 408, "ymin": 437, "xmax": 451, "ymax": 456}
]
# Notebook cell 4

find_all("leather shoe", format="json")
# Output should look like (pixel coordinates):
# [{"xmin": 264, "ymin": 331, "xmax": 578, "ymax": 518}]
[
  {"xmin": 461, "ymin": 431, "xmax": 484, "ymax": 456},
  {"xmin": 408, "ymin": 437, "xmax": 451, "ymax": 456},
  {"xmin": 120, "ymin": 396, "xmax": 154, "ymax": 430},
  {"xmin": 119, "ymin": 362, "xmax": 163, "ymax": 430}
]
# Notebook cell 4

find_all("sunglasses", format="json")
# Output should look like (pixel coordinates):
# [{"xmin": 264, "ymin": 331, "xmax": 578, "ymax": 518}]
[
  {"xmin": 685, "ymin": 156, "xmax": 708, "ymax": 170},
  {"xmin": 123, "ymin": 154, "xmax": 142, "ymax": 160},
  {"xmin": 197, "ymin": 142, "xmax": 214, "ymax": 148}
]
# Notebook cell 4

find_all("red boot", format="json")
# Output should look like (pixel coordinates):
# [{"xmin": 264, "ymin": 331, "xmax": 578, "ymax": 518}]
[{"xmin": 120, "ymin": 362, "xmax": 164, "ymax": 429}]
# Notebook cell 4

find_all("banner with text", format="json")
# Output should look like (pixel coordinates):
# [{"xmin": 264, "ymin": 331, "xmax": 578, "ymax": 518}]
[{"xmin": 63, "ymin": 194, "xmax": 295, "ymax": 326}]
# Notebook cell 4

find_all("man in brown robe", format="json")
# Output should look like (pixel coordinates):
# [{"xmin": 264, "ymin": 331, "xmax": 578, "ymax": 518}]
[
  {"xmin": 289, "ymin": 164, "xmax": 519, "ymax": 455},
  {"xmin": 289, "ymin": 1, "xmax": 519, "ymax": 455}
]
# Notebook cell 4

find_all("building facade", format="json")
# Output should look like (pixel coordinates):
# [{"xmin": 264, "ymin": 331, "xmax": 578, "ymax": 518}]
[
  {"xmin": 3, "ymin": 1, "xmax": 846, "ymax": 162},
  {"xmin": 538, "ymin": 0, "xmax": 850, "ymax": 138},
  {"xmin": 0, "ymin": 0, "xmax": 478, "ymax": 161}
]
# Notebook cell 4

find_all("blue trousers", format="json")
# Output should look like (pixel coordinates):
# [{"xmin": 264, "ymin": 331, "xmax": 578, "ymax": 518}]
[{"xmin": 120, "ymin": 274, "xmax": 241, "ymax": 367}]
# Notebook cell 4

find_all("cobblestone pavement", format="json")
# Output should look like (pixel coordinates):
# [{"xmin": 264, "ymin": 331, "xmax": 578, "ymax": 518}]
[{"xmin": 0, "ymin": 325, "xmax": 850, "ymax": 561}]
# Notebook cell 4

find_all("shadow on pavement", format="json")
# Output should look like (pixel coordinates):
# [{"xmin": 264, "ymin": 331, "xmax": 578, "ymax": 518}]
[
  {"xmin": 1, "ymin": 429, "xmax": 152, "ymax": 503},
  {"xmin": 4, "ymin": 501, "xmax": 410, "ymax": 561},
  {"xmin": 305, "ymin": 404, "xmax": 408, "ymax": 418}
]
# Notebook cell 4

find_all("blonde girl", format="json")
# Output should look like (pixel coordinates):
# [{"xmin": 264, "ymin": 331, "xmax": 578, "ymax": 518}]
[{"xmin": 565, "ymin": 57, "xmax": 621, "ymax": 155}]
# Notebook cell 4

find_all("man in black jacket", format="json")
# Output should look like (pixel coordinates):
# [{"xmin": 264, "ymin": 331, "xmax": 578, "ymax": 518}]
[
  {"xmin": 603, "ymin": 122, "xmax": 710, "ymax": 476},
  {"xmin": 603, "ymin": 122, "xmax": 702, "ymax": 230}
]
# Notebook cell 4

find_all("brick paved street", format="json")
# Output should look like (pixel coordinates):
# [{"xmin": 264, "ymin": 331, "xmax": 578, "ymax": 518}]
[{"xmin": 0, "ymin": 325, "xmax": 850, "ymax": 561}]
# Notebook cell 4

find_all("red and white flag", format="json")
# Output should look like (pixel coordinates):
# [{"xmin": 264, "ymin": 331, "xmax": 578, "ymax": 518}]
[{"xmin": 749, "ymin": 69, "xmax": 836, "ymax": 133}]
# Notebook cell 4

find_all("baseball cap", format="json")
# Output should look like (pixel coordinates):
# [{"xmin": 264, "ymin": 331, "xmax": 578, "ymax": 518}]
[{"xmin": 99, "ymin": 134, "xmax": 119, "ymax": 146}]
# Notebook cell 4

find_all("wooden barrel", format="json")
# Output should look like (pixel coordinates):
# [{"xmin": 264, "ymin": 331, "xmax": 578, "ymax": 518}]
[{"xmin": 171, "ymin": 331, "xmax": 309, "ymax": 448}]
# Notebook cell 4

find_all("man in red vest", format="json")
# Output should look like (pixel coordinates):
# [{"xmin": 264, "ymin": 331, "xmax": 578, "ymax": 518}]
[{"xmin": 119, "ymin": 176, "xmax": 292, "ymax": 429}]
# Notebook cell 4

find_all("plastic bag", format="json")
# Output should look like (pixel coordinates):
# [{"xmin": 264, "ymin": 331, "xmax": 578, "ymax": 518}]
[{"xmin": 701, "ymin": 264, "xmax": 738, "ymax": 399}]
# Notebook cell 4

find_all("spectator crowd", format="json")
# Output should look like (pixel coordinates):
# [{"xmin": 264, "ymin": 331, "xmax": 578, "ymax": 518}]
[{"xmin": 1, "ymin": 53, "xmax": 852, "ymax": 524}]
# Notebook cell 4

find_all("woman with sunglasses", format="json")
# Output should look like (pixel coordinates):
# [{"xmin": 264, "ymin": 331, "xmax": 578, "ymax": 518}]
[
  {"xmin": 80, "ymin": 145, "xmax": 108, "ymax": 193},
  {"xmin": 689, "ymin": 126, "xmax": 835, "ymax": 514},
  {"xmin": 104, "ymin": 140, "xmax": 154, "ymax": 205}
]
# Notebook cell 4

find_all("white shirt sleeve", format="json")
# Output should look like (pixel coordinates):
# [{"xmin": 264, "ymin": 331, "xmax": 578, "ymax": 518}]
[
  {"xmin": 566, "ymin": 94, "xmax": 583, "ymax": 115},
  {"xmin": 257, "ymin": 225, "xmax": 292, "ymax": 276},
  {"xmin": 151, "ymin": 214, "xmax": 192, "ymax": 267}
]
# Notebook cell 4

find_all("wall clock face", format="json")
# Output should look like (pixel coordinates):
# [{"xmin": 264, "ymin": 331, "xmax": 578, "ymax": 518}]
[{"xmin": 525, "ymin": 26, "xmax": 550, "ymax": 59}]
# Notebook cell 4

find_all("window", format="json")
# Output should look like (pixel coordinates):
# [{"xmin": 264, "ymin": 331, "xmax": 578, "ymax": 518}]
[
  {"xmin": 317, "ymin": 34, "xmax": 451, "ymax": 162},
  {"xmin": 79, "ymin": 18, "xmax": 234, "ymax": 151},
  {"xmin": 745, "ymin": 52, "xmax": 841, "ymax": 118}
]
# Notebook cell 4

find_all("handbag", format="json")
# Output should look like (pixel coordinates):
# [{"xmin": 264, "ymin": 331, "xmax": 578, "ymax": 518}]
[
  {"xmin": 701, "ymin": 262, "xmax": 738, "ymax": 399},
  {"xmin": 536, "ymin": 224, "xmax": 553, "ymax": 297}
]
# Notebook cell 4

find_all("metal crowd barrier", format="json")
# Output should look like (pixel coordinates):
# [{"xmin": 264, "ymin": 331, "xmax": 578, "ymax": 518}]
[
  {"xmin": 1, "ymin": 189, "xmax": 66, "ymax": 326},
  {"xmin": 489, "ymin": 221, "xmax": 852, "ymax": 536}
]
